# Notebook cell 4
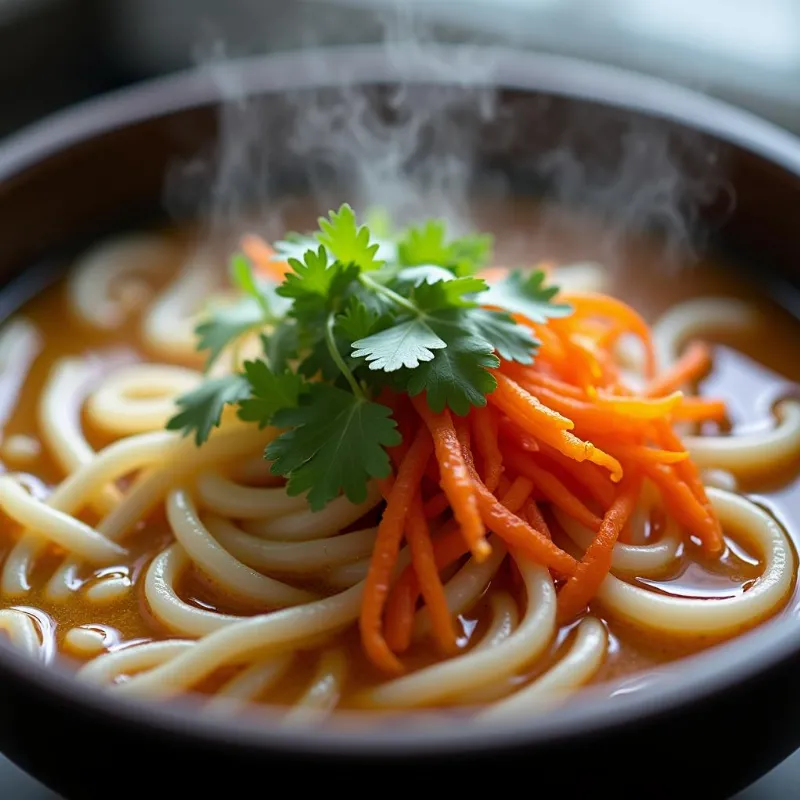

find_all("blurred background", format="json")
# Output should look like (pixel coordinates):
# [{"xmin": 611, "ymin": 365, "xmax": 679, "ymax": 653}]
[
  {"xmin": 2, "ymin": 0, "xmax": 800, "ymax": 797},
  {"xmin": 2, "ymin": 0, "xmax": 800, "ymax": 138}
]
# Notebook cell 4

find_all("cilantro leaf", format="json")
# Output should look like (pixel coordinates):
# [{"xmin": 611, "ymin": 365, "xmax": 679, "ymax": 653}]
[
  {"xmin": 397, "ymin": 220, "xmax": 493, "ymax": 276},
  {"xmin": 166, "ymin": 375, "xmax": 250, "ymax": 445},
  {"xmin": 448, "ymin": 233, "xmax": 493, "ymax": 277},
  {"xmin": 412, "ymin": 275, "xmax": 487, "ymax": 311},
  {"xmin": 237, "ymin": 361, "xmax": 306, "ymax": 427},
  {"xmin": 299, "ymin": 336, "xmax": 345, "ymax": 381},
  {"xmin": 278, "ymin": 246, "xmax": 359, "ymax": 319},
  {"xmin": 267, "ymin": 384, "xmax": 400, "ymax": 510},
  {"xmin": 467, "ymin": 308, "xmax": 538, "ymax": 364},
  {"xmin": 336, "ymin": 297, "xmax": 381, "ymax": 342},
  {"xmin": 351, "ymin": 318, "xmax": 446, "ymax": 372},
  {"xmin": 482, "ymin": 269, "xmax": 573, "ymax": 323},
  {"xmin": 261, "ymin": 321, "xmax": 298, "ymax": 373},
  {"xmin": 397, "ymin": 220, "xmax": 450, "ymax": 267},
  {"xmin": 392, "ymin": 265, "xmax": 455, "ymax": 289},
  {"xmin": 405, "ymin": 313, "xmax": 500, "ymax": 415},
  {"xmin": 317, "ymin": 203, "xmax": 383, "ymax": 271},
  {"xmin": 195, "ymin": 297, "xmax": 265, "ymax": 369}
]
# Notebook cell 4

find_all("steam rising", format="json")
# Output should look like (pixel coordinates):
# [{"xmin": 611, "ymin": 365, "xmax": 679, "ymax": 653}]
[{"xmin": 166, "ymin": 4, "xmax": 730, "ymax": 271}]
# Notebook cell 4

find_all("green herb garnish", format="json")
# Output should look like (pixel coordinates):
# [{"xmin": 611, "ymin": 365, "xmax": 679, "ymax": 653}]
[{"xmin": 166, "ymin": 204, "xmax": 570, "ymax": 509}]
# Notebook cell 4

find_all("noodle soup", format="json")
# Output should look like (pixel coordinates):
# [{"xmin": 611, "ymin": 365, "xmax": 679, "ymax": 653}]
[{"xmin": 0, "ymin": 199, "xmax": 797, "ymax": 723}]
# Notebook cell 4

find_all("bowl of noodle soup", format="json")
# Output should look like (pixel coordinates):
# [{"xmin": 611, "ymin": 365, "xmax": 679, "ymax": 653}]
[{"xmin": 1, "ymin": 46, "xmax": 800, "ymax": 799}]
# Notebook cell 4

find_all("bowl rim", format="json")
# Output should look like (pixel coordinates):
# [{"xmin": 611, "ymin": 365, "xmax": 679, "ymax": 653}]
[{"xmin": 1, "ymin": 43, "xmax": 800, "ymax": 758}]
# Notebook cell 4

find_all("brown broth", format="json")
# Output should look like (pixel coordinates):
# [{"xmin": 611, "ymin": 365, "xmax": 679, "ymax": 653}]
[{"xmin": 1, "ymin": 198, "xmax": 799, "ymax": 713}]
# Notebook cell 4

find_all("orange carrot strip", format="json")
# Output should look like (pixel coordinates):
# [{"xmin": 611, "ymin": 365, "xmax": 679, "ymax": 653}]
[
  {"xmin": 508, "ymin": 382, "xmax": 656, "ymax": 437},
  {"xmin": 385, "ymin": 467, "xmax": 564, "ymax": 654},
  {"xmin": 501, "ymin": 362, "xmax": 585, "ymax": 399},
  {"xmin": 384, "ymin": 523, "xmax": 465, "ymax": 654},
  {"xmin": 471, "ymin": 472, "xmax": 578, "ymax": 576},
  {"xmin": 470, "ymin": 404, "xmax": 503, "ymax": 492},
  {"xmin": 654, "ymin": 421, "xmax": 723, "ymax": 554},
  {"xmin": 672, "ymin": 397, "xmax": 728, "ymax": 423},
  {"xmin": 522, "ymin": 498, "xmax": 552, "ymax": 540},
  {"xmin": 557, "ymin": 474, "xmax": 643, "ymax": 622},
  {"xmin": 360, "ymin": 427, "xmax": 433, "ymax": 674},
  {"xmin": 422, "ymin": 492, "xmax": 450, "ymax": 520},
  {"xmin": 500, "ymin": 476, "xmax": 535, "ymax": 514},
  {"xmin": 561, "ymin": 291, "xmax": 657, "ymax": 378},
  {"xmin": 640, "ymin": 461, "xmax": 721, "ymax": 551},
  {"xmin": 593, "ymin": 391, "xmax": 684, "ymax": 419},
  {"xmin": 534, "ymin": 445, "xmax": 615, "ymax": 508},
  {"xmin": 645, "ymin": 342, "xmax": 713, "ymax": 397},
  {"xmin": 588, "ymin": 439, "xmax": 689, "ymax": 466},
  {"xmin": 456, "ymin": 443, "xmax": 577, "ymax": 575},
  {"xmin": 240, "ymin": 234, "xmax": 292, "ymax": 283},
  {"xmin": 412, "ymin": 397, "xmax": 490, "ymax": 561},
  {"xmin": 491, "ymin": 372, "xmax": 574, "ymax": 431},
  {"xmin": 504, "ymin": 448, "xmax": 603, "ymax": 532},
  {"xmin": 405, "ymin": 495, "xmax": 458, "ymax": 654},
  {"xmin": 490, "ymin": 373, "xmax": 623, "ymax": 481},
  {"xmin": 498, "ymin": 417, "xmax": 540, "ymax": 453}
]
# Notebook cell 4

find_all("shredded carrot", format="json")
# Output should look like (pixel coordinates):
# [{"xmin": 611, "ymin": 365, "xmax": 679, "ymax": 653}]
[
  {"xmin": 384, "ymin": 523, "xmax": 466, "ymax": 654},
  {"xmin": 385, "ymin": 475, "xmax": 543, "ymax": 653},
  {"xmin": 560, "ymin": 291, "xmax": 657, "ymax": 378},
  {"xmin": 672, "ymin": 397, "xmax": 728, "ymax": 424},
  {"xmin": 490, "ymin": 372, "xmax": 575, "ymax": 430},
  {"xmin": 654, "ymin": 421, "xmax": 724, "ymax": 554},
  {"xmin": 557, "ymin": 474, "xmax": 643, "ymax": 622},
  {"xmin": 500, "ymin": 476, "xmax": 535, "ymax": 514},
  {"xmin": 412, "ymin": 396, "xmax": 490, "ymax": 562},
  {"xmin": 522, "ymin": 499, "xmax": 552, "ymax": 539},
  {"xmin": 360, "ymin": 427, "xmax": 433, "ymax": 674},
  {"xmin": 470, "ymin": 404, "xmax": 503, "ymax": 491},
  {"xmin": 405, "ymin": 495, "xmax": 458, "ymax": 654},
  {"xmin": 422, "ymin": 492, "xmax": 450, "ymax": 520},
  {"xmin": 593, "ymin": 391, "xmax": 684, "ymax": 419},
  {"xmin": 501, "ymin": 361, "xmax": 585, "ymax": 399},
  {"xmin": 504, "ymin": 448, "xmax": 603, "ymax": 531},
  {"xmin": 498, "ymin": 417, "xmax": 540, "ymax": 452},
  {"xmin": 646, "ymin": 341, "xmax": 713, "ymax": 397},
  {"xmin": 534, "ymin": 445, "xmax": 615, "ymax": 508},
  {"xmin": 640, "ymin": 460, "xmax": 721, "ymax": 552},
  {"xmin": 459, "ymin": 441, "xmax": 578, "ymax": 576},
  {"xmin": 240, "ymin": 234, "xmax": 292, "ymax": 283},
  {"xmin": 490, "ymin": 372, "xmax": 623, "ymax": 481}
]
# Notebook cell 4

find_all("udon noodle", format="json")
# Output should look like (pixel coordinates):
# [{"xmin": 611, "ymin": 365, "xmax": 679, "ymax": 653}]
[{"xmin": 0, "ymin": 203, "xmax": 798, "ymax": 727}]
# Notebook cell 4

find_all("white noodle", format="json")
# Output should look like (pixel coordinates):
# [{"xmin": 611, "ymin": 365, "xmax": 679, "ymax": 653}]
[
  {"xmin": 205, "ymin": 515, "xmax": 377, "ymax": 574},
  {"xmin": 597, "ymin": 488, "xmax": 794, "ymax": 636},
  {"xmin": 39, "ymin": 357, "xmax": 126, "ymax": 514},
  {"xmin": 166, "ymin": 487, "xmax": 315, "ymax": 607},
  {"xmin": 195, "ymin": 471, "xmax": 309, "ymax": 519},
  {"xmin": 67, "ymin": 234, "xmax": 179, "ymax": 329},
  {"xmin": 0, "ymin": 476, "xmax": 126, "ymax": 563},
  {"xmin": 686, "ymin": 400, "xmax": 800, "ymax": 480},
  {"xmin": 141, "ymin": 253, "xmax": 218, "ymax": 362},
  {"xmin": 555, "ymin": 508, "xmax": 681, "ymax": 577},
  {"xmin": 0, "ymin": 609, "xmax": 44, "ymax": 660},
  {"xmin": 480, "ymin": 617, "xmax": 608, "ymax": 719},
  {"xmin": 283, "ymin": 649, "xmax": 347, "ymax": 726},
  {"xmin": 86, "ymin": 364, "xmax": 202, "ymax": 435},
  {"xmin": 242, "ymin": 483, "xmax": 382, "ymax": 541},
  {"xmin": 204, "ymin": 654, "xmax": 293, "ymax": 716}
]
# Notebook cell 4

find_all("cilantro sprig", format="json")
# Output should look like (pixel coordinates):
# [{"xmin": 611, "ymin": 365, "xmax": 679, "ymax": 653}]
[{"xmin": 166, "ymin": 204, "xmax": 570, "ymax": 510}]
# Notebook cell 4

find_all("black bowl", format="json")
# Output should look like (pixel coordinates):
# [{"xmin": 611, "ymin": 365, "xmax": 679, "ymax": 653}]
[{"xmin": 1, "ymin": 45, "xmax": 800, "ymax": 800}]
